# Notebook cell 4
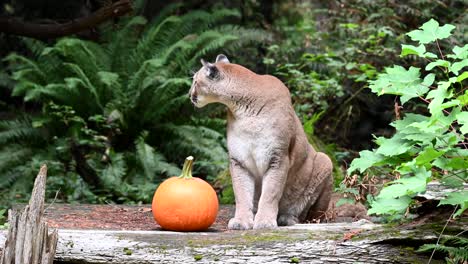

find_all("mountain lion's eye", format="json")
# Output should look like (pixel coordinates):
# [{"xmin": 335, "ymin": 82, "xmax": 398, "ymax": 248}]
[{"xmin": 208, "ymin": 70, "xmax": 219, "ymax": 80}]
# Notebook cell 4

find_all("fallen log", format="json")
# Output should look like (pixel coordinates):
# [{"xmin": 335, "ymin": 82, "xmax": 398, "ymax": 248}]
[
  {"xmin": 0, "ymin": 165, "xmax": 58, "ymax": 264},
  {"xmin": 1, "ymin": 217, "xmax": 465, "ymax": 264},
  {"xmin": 0, "ymin": 180, "xmax": 465, "ymax": 263}
]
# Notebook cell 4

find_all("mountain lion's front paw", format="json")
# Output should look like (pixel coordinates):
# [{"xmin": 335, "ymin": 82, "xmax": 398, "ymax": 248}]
[
  {"xmin": 228, "ymin": 217, "xmax": 254, "ymax": 230},
  {"xmin": 253, "ymin": 217, "xmax": 277, "ymax": 229},
  {"xmin": 277, "ymin": 214, "xmax": 298, "ymax": 226}
]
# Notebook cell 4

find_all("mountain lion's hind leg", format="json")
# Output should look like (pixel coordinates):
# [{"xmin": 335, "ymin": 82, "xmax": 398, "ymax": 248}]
[
  {"xmin": 303, "ymin": 152, "xmax": 333, "ymax": 222},
  {"xmin": 277, "ymin": 152, "xmax": 333, "ymax": 226}
]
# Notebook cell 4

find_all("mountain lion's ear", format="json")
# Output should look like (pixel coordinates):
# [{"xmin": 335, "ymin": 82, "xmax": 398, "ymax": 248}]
[
  {"xmin": 200, "ymin": 59, "xmax": 219, "ymax": 79},
  {"xmin": 215, "ymin": 54, "xmax": 230, "ymax": 63}
]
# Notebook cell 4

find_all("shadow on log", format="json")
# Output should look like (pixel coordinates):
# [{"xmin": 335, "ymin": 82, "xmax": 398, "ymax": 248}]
[{"xmin": 0, "ymin": 165, "xmax": 58, "ymax": 264}]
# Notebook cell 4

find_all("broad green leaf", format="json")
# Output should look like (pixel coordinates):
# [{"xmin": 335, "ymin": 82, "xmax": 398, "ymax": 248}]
[
  {"xmin": 415, "ymin": 107, "xmax": 460, "ymax": 134},
  {"xmin": 457, "ymin": 90, "xmax": 468, "ymax": 106},
  {"xmin": 425, "ymin": 59, "xmax": 450, "ymax": 71},
  {"xmin": 415, "ymin": 146, "xmax": 444, "ymax": 165},
  {"xmin": 348, "ymin": 150, "xmax": 385, "ymax": 174},
  {"xmin": 392, "ymin": 114, "xmax": 429, "ymax": 130},
  {"xmin": 445, "ymin": 157, "xmax": 468, "ymax": 170},
  {"xmin": 392, "ymin": 114, "xmax": 437, "ymax": 143},
  {"xmin": 426, "ymin": 81, "xmax": 453, "ymax": 117},
  {"xmin": 375, "ymin": 134, "xmax": 413, "ymax": 156},
  {"xmin": 447, "ymin": 44, "xmax": 468, "ymax": 60},
  {"xmin": 395, "ymin": 47, "xmax": 439, "ymax": 59},
  {"xmin": 441, "ymin": 174, "xmax": 465, "ymax": 188},
  {"xmin": 451, "ymin": 59, "xmax": 468, "ymax": 75},
  {"xmin": 456, "ymin": 111, "xmax": 468, "ymax": 134},
  {"xmin": 368, "ymin": 196, "xmax": 412, "ymax": 215},
  {"xmin": 421, "ymin": 73, "xmax": 436, "ymax": 87},
  {"xmin": 438, "ymin": 190, "xmax": 468, "ymax": 218},
  {"xmin": 400, "ymin": 44, "xmax": 426, "ymax": 57},
  {"xmin": 456, "ymin": 71, "xmax": 468, "ymax": 82},
  {"xmin": 379, "ymin": 167, "xmax": 431, "ymax": 198},
  {"xmin": 424, "ymin": 52, "xmax": 438, "ymax": 59},
  {"xmin": 368, "ymin": 66, "xmax": 430, "ymax": 104},
  {"xmin": 434, "ymin": 133, "xmax": 458, "ymax": 149},
  {"xmin": 406, "ymin": 19, "xmax": 455, "ymax": 44}
]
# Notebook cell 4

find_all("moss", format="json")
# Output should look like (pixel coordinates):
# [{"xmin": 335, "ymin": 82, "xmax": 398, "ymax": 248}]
[
  {"xmin": 123, "ymin": 247, "xmax": 133, "ymax": 255},
  {"xmin": 290, "ymin": 257, "xmax": 300, "ymax": 263},
  {"xmin": 193, "ymin": 254, "xmax": 203, "ymax": 261}
]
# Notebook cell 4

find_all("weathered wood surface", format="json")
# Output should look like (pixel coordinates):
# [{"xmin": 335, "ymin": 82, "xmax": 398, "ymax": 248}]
[
  {"xmin": 1, "ymin": 218, "xmax": 463, "ymax": 264},
  {"xmin": 0, "ymin": 181, "xmax": 464, "ymax": 263},
  {"xmin": 0, "ymin": 165, "xmax": 58, "ymax": 264}
]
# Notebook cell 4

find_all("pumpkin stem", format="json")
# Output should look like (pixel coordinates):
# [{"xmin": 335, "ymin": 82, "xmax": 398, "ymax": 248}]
[{"xmin": 179, "ymin": 156, "xmax": 194, "ymax": 179}]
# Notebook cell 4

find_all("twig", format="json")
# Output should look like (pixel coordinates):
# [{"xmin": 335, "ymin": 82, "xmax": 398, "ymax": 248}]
[
  {"xmin": 44, "ymin": 188, "xmax": 61, "ymax": 213},
  {"xmin": 435, "ymin": 40, "xmax": 445, "ymax": 61},
  {"xmin": 454, "ymin": 229, "xmax": 467, "ymax": 237},
  {"xmin": 427, "ymin": 205, "xmax": 458, "ymax": 264}
]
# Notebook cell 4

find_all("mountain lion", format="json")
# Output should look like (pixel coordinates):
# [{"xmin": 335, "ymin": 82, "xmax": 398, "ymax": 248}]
[{"xmin": 189, "ymin": 54, "xmax": 333, "ymax": 229}]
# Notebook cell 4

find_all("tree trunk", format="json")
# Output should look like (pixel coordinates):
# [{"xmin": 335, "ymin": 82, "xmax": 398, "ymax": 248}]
[{"xmin": 0, "ymin": 165, "xmax": 58, "ymax": 264}]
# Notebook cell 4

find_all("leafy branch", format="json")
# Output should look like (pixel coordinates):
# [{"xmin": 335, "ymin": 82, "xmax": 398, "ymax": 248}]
[{"xmin": 348, "ymin": 19, "xmax": 468, "ymax": 219}]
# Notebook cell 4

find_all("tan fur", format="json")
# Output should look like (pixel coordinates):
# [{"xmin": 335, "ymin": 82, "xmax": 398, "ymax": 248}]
[{"xmin": 189, "ymin": 55, "xmax": 333, "ymax": 229}]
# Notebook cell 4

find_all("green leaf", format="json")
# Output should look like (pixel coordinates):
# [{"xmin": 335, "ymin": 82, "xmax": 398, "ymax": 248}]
[
  {"xmin": 375, "ymin": 134, "xmax": 413, "ymax": 156},
  {"xmin": 406, "ymin": 19, "xmax": 455, "ymax": 44},
  {"xmin": 441, "ymin": 174, "xmax": 465, "ymax": 188},
  {"xmin": 368, "ymin": 196, "xmax": 412, "ymax": 215},
  {"xmin": 456, "ymin": 71, "xmax": 468, "ymax": 83},
  {"xmin": 368, "ymin": 66, "xmax": 430, "ymax": 104},
  {"xmin": 438, "ymin": 190, "xmax": 468, "ymax": 218},
  {"xmin": 400, "ymin": 44, "xmax": 426, "ymax": 57},
  {"xmin": 347, "ymin": 150, "xmax": 385, "ymax": 174},
  {"xmin": 457, "ymin": 90, "xmax": 468, "ymax": 106},
  {"xmin": 424, "ymin": 52, "xmax": 438, "ymax": 59},
  {"xmin": 445, "ymin": 157, "xmax": 468, "ymax": 170},
  {"xmin": 451, "ymin": 59, "xmax": 468, "ymax": 75},
  {"xmin": 399, "ymin": 45, "xmax": 437, "ymax": 59},
  {"xmin": 456, "ymin": 111, "xmax": 468, "ymax": 134},
  {"xmin": 426, "ymin": 81, "xmax": 452, "ymax": 117},
  {"xmin": 447, "ymin": 44, "xmax": 468, "ymax": 60},
  {"xmin": 415, "ymin": 146, "xmax": 444, "ymax": 165},
  {"xmin": 393, "ymin": 114, "xmax": 437, "ymax": 143},
  {"xmin": 378, "ymin": 167, "xmax": 431, "ymax": 199},
  {"xmin": 425, "ymin": 60, "xmax": 450, "ymax": 71}
]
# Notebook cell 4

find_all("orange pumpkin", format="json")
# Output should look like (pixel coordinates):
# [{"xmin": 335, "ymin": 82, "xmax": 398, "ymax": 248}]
[{"xmin": 152, "ymin": 156, "xmax": 219, "ymax": 231}]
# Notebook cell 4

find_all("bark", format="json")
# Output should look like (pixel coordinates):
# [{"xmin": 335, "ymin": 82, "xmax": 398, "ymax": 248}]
[
  {"xmin": 0, "ymin": 0, "xmax": 132, "ymax": 39},
  {"xmin": 0, "ymin": 165, "xmax": 58, "ymax": 264}
]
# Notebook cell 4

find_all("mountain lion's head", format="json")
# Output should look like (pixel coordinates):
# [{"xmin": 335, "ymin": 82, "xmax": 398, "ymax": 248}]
[{"xmin": 189, "ymin": 54, "xmax": 233, "ymax": 108}]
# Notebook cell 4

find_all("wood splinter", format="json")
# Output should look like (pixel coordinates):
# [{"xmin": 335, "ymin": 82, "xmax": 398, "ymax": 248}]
[{"xmin": 0, "ymin": 165, "xmax": 58, "ymax": 264}]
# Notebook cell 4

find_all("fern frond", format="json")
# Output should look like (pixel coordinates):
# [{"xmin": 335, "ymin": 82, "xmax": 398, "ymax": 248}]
[
  {"xmin": 135, "ymin": 134, "xmax": 180, "ymax": 179},
  {"xmin": 22, "ymin": 38, "xmax": 47, "ymax": 57},
  {"xmin": 162, "ymin": 124, "xmax": 227, "ymax": 175},
  {"xmin": 100, "ymin": 152, "xmax": 127, "ymax": 187},
  {"xmin": 6, "ymin": 53, "xmax": 47, "ymax": 83},
  {"xmin": 105, "ymin": 16, "xmax": 147, "ymax": 76},
  {"xmin": 0, "ymin": 118, "xmax": 41, "ymax": 145}
]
